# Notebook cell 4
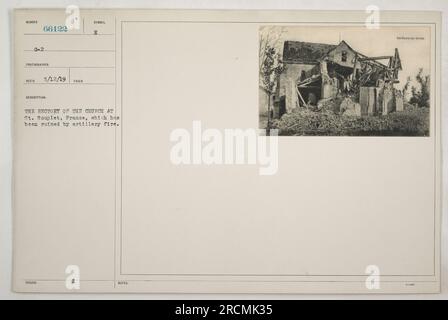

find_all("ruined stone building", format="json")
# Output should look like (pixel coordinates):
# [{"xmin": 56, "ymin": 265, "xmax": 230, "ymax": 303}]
[{"xmin": 273, "ymin": 40, "xmax": 403, "ymax": 118}]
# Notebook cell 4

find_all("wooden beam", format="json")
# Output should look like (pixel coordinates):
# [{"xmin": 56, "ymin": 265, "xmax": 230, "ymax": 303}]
[
  {"xmin": 296, "ymin": 87, "xmax": 307, "ymax": 108},
  {"xmin": 297, "ymin": 75, "xmax": 320, "ymax": 86}
]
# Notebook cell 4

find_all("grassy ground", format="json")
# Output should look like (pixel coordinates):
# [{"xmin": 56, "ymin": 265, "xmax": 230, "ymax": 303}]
[{"xmin": 274, "ymin": 106, "xmax": 429, "ymax": 136}]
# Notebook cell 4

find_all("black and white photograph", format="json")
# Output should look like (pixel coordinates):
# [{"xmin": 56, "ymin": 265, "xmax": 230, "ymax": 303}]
[{"xmin": 259, "ymin": 26, "xmax": 431, "ymax": 136}]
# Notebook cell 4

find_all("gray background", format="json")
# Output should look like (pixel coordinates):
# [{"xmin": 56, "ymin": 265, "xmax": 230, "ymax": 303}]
[{"xmin": 1, "ymin": 0, "xmax": 447, "ymax": 299}]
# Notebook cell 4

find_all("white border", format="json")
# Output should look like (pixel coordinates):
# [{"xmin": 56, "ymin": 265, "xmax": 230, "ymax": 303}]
[{"xmin": 1, "ymin": 0, "xmax": 447, "ymax": 299}]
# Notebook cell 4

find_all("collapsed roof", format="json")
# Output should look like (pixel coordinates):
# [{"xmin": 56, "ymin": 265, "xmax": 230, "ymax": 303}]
[
  {"xmin": 282, "ymin": 40, "xmax": 391, "ymax": 71},
  {"xmin": 283, "ymin": 41, "xmax": 337, "ymax": 64}
]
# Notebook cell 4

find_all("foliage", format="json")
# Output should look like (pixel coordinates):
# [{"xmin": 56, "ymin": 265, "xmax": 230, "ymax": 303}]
[
  {"xmin": 275, "ymin": 106, "xmax": 429, "ymax": 136},
  {"xmin": 409, "ymin": 68, "xmax": 430, "ymax": 108},
  {"xmin": 259, "ymin": 26, "xmax": 286, "ymax": 71},
  {"xmin": 403, "ymin": 68, "xmax": 430, "ymax": 108},
  {"xmin": 260, "ymin": 45, "xmax": 284, "ymax": 95},
  {"xmin": 259, "ymin": 45, "xmax": 284, "ymax": 133}
]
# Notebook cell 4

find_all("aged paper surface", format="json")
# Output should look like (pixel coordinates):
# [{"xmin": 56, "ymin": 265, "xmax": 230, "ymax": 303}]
[{"xmin": 13, "ymin": 9, "xmax": 441, "ymax": 293}]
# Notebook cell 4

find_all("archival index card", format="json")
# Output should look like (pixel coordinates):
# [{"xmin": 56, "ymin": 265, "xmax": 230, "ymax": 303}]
[{"xmin": 13, "ymin": 9, "xmax": 442, "ymax": 293}]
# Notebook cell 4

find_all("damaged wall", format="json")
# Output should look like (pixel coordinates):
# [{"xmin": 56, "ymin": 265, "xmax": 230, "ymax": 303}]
[
  {"xmin": 359, "ymin": 87, "xmax": 377, "ymax": 116},
  {"xmin": 325, "ymin": 41, "xmax": 360, "ymax": 69},
  {"xmin": 277, "ymin": 63, "xmax": 316, "ymax": 113},
  {"xmin": 359, "ymin": 85, "xmax": 405, "ymax": 116},
  {"xmin": 273, "ymin": 40, "xmax": 403, "ymax": 119},
  {"xmin": 320, "ymin": 61, "xmax": 339, "ymax": 99}
]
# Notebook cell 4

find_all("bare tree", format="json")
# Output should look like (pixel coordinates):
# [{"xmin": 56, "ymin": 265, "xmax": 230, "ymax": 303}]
[
  {"xmin": 259, "ymin": 26, "xmax": 286, "ymax": 74},
  {"xmin": 260, "ymin": 45, "xmax": 284, "ymax": 134},
  {"xmin": 259, "ymin": 27, "xmax": 286, "ymax": 134}
]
